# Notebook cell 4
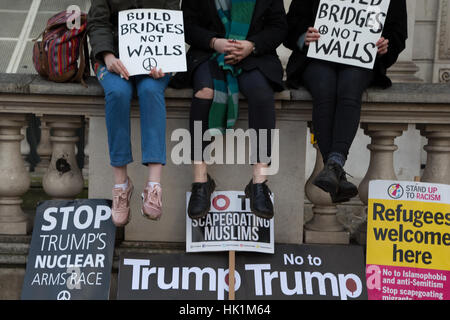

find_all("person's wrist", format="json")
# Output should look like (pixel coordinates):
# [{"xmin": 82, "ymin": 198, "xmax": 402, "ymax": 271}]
[
  {"xmin": 250, "ymin": 41, "xmax": 257, "ymax": 55},
  {"xmin": 210, "ymin": 37, "xmax": 217, "ymax": 50},
  {"xmin": 102, "ymin": 52, "xmax": 115, "ymax": 61}
]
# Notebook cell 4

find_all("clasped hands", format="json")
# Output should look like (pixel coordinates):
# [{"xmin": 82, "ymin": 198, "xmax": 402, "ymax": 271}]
[{"xmin": 210, "ymin": 38, "xmax": 255, "ymax": 65}]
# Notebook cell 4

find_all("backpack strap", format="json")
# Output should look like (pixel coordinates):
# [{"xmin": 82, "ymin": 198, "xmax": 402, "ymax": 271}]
[{"xmin": 72, "ymin": 32, "xmax": 89, "ymax": 87}]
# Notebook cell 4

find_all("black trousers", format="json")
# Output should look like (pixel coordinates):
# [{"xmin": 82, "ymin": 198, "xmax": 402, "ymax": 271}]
[
  {"xmin": 190, "ymin": 61, "xmax": 276, "ymax": 163},
  {"xmin": 302, "ymin": 59, "xmax": 374, "ymax": 162}
]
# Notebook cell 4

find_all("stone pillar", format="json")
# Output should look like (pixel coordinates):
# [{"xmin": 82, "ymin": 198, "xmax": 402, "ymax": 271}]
[
  {"xmin": 82, "ymin": 118, "xmax": 89, "ymax": 178},
  {"xmin": 42, "ymin": 115, "xmax": 84, "ymax": 200},
  {"xmin": 0, "ymin": 115, "xmax": 31, "ymax": 235},
  {"xmin": 35, "ymin": 117, "xmax": 52, "ymax": 174},
  {"xmin": 20, "ymin": 127, "xmax": 30, "ymax": 171},
  {"xmin": 387, "ymin": 0, "xmax": 422, "ymax": 83},
  {"xmin": 417, "ymin": 124, "xmax": 450, "ymax": 184},
  {"xmin": 356, "ymin": 123, "xmax": 408, "ymax": 244},
  {"xmin": 433, "ymin": 0, "xmax": 450, "ymax": 83},
  {"xmin": 304, "ymin": 141, "xmax": 349, "ymax": 244},
  {"xmin": 358, "ymin": 123, "xmax": 409, "ymax": 203}
]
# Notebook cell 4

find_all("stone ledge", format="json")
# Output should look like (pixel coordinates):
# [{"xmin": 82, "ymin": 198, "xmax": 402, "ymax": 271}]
[{"xmin": 1, "ymin": 73, "xmax": 449, "ymax": 104}]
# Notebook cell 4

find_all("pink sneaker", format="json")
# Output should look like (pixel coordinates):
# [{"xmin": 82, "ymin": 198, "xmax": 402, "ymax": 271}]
[
  {"xmin": 111, "ymin": 179, "xmax": 134, "ymax": 227},
  {"xmin": 141, "ymin": 184, "xmax": 162, "ymax": 220}
]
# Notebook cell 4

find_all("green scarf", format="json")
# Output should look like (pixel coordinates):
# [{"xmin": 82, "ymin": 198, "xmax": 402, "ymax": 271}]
[{"xmin": 208, "ymin": 0, "xmax": 257, "ymax": 135}]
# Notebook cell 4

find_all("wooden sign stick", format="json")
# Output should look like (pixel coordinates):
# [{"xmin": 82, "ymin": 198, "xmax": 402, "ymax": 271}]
[{"xmin": 228, "ymin": 250, "xmax": 236, "ymax": 300}]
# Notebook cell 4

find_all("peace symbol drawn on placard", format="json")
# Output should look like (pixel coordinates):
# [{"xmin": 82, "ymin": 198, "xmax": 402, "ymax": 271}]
[
  {"xmin": 142, "ymin": 57, "xmax": 158, "ymax": 71},
  {"xmin": 318, "ymin": 25, "xmax": 329, "ymax": 35}
]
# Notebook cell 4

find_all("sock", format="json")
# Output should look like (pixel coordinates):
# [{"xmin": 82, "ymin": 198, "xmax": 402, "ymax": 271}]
[
  {"xmin": 328, "ymin": 152, "xmax": 346, "ymax": 167},
  {"xmin": 114, "ymin": 179, "xmax": 129, "ymax": 191},
  {"xmin": 148, "ymin": 182, "xmax": 161, "ymax": 189}
]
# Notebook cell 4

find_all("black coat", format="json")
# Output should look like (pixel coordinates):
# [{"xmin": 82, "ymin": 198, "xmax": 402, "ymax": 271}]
[
  {"xmin": 284, "ymin": 0, "xmax": 408, "ymax": 89},
  {"xmin": 172, "ymin": 0, "xmax": 288, "ymax": 92}
]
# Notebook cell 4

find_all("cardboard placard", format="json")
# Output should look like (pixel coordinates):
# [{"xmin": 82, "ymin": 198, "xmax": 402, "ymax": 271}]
[
  {"xmin": 118, "ymin": 9, "xmax": 187, "ymax": 75},
  {"xmin": 117, "ymin": 244, "xmax": 367, "ymax": 300},
  {"xmin": 307, "ymin": 0, "xmax": 391, "ymax": 69},
  {"xmin": 186, "ymin": 191, "xmax": 275, "ymax": 254},
  {"xmin": 21, "ymin": 199, "xmax": 116, "ymax": 300},
  {"xmin": 366, "ymin": 180, "xmax": 450, "ymax": 300}
]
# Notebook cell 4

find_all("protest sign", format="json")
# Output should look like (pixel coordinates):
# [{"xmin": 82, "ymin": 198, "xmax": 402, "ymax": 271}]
[
  {"xmin": 117, "ymin": 244, "xmax": 367, "ymax": 300},
  {"xmin": 21, "ymin": 199, "xmax": 116, "ymax": 300},
  {"xmin": 366, "ymin": 180, "xmax": 450, "ymax": 300},
  {"xmin": 307, "ymin": 0, "xmax": 391, "ymax": 69},
  {"xmin": 118, "ymin": 9, "xmax": 186, "ymax": 75},
  {"xmin": 186, "ymin": 191, "xmax": 274, "ymax": 254}
]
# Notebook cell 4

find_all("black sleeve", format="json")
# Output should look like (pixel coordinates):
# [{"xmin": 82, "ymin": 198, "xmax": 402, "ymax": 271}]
[
  {"xmin": 246, "ymin": 0, "xmax": 288, "ymax": 56},
  {"xmin": 284, "ymin": 0, "xmax": 315, "ymax": 51},
  {"xmin": 380, "ymin": 0, "xmax": 408, "ymax": 69},
  {"xmin": 87, "ymin": 0, "xmax": 116, "ymax": 62},
  {"xmin": 181, "ymin": 0, "xmax": 221, "ymax": 51},
  {"xmin": 165, "ymin": 0, "xmax": 180, "ymax": 10}
]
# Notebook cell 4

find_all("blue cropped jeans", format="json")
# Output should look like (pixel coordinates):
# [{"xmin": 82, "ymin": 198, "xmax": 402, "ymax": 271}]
[{"xmin": 96, "ymin": 64, "xmax": 170, "ymax": 167}]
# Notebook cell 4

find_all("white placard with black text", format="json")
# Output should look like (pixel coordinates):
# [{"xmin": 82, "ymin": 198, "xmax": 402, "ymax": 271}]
[
  {"xmin": 118, "ymin": 9, "xmax": 187, "ymax": 75},
  {"xmin": 307, "ymin": 0, "xmax": 391, "ymax": 69}
]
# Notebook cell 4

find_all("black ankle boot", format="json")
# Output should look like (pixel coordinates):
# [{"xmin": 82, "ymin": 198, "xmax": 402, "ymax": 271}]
[
  {"xmin": 333, "ymin": 173, "xmax": 358, "ymax": 203},
  {"xmin": 245, "ymin": 180, "xmax": 274, "ymax": 219},
  {"xmin": 313, "ymin": 160, "xmax": 341, "ymax": 199},
  {"xmin": 188, "ymin": 174, "xmax": 216, "ymax": 219},
  {"xmin": 313, "ymin": 160, "xmax": 358, "ymax": 203}
]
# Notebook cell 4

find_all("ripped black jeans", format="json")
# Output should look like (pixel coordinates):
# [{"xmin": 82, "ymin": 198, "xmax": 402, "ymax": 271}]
[{"xmin": 189, "ymin": 60, "xmax": 276, "ymax": 163}]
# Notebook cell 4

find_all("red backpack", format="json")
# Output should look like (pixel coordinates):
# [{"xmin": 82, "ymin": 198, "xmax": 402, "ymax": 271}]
[{"xmin": 33, "ymin": 10, "xmax": 90, "ymax": 86}]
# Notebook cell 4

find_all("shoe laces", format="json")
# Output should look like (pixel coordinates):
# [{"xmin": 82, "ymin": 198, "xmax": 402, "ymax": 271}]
[
  {"xmin": 327, "ymin": 161, "xmax": 354, "ymax": 179},
  {"xmin": 255, "ymin": 180, "xmax": 272, "ymax": 195},
  {"xmin": 113, "ymin": 189, "xmax": 129, "ymax": 209},
  {"xmin": 145, "ymin": 186, "xmax": 162, "ymax": 207}
]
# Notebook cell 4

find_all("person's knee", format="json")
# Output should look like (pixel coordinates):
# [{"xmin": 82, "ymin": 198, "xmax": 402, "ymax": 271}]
[
  {"xmin": 247, "ymin": 88, "xmax": 273, "ymax": 108},
  {"xmin": 107, "ymin": 86, "xmax": 132, "ymax": 102},
  {"xmin": 337, "ymin": 83, "xmax": 364, "ymax": 105},
  {"xmin": 139, "ymin": 81, "xmax": 164, "ymax": 98},
  {"xmin": 194, "ymin": 87, "xmax": 214, "ymax": 100}
]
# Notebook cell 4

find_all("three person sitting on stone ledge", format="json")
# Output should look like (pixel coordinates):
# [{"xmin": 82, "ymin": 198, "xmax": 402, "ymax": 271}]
[{"xmin": 86, "ymin": 0, "xmax": 407, "ymax": 227}]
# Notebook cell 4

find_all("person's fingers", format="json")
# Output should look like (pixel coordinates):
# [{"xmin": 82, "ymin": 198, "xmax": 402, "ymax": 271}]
[
  {"xmin": 376, "ymin": 37, "xmax": 384, "ymax": 46},
  {"xmin": 225, "ymin": 54, "xmax": 235, "ymax": 61},
  {"xmin": 225, "ymin": 55, "xmax": 238, "ymax": 65},
  {"xmin": 232, "ymin": 42, "xmax": 245, "ymax": 50},
  {"xmin": 378, "ymin": 41, "xmax": 389, "ymax": 52},
  {"xmin": 306, "ymin": 35, "xmax": 320, "ymax": 42},
  {"xmin": 224, "ymin": 43, "xmax": 237, "ymax": 53},
  {"xmin": 378, "ymin": 44, "xmax": 388, "ymax": 55},
  {"xmin": 118, "ymin": 60, "xmax": 130, "ymax": 78},
  {"xmin": 157, "ymin": 68, "xmax": 164, "ymax": 78},
  {"xmin": 305, "ymin": 34, "xmax": 320, "ymax": 45},
  {"xmin": 116, "ymin": 60, "xmax": 129, "ymax": 80},
  {"xmin": 150, "ymin": 67, "xmax": 163, "ymax": 79},
  {"xmin": 377, "ymin": 38, "xmax": 389, "ymax": 48},
  {"xmin": 111, "ymin": 62, "xmax": 122, "ymax": 76}
]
